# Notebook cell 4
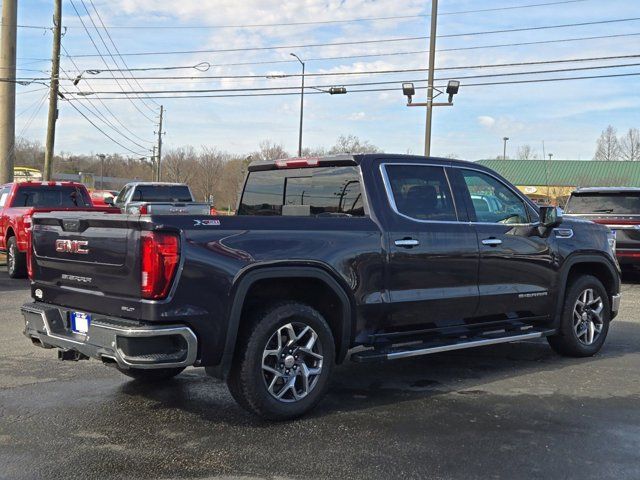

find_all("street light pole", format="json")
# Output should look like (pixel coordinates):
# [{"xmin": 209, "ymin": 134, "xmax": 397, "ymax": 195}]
[
  {"xmin": 502, "ymin": 137, "xmax": 509, "ymax": 160},
  {"xmin": 424, "ymin": 0, "xmax": 439, "ymax": 157},
  {"xmin": 291, "ymin": 53, "xmax": 305, "ymax": 157}
]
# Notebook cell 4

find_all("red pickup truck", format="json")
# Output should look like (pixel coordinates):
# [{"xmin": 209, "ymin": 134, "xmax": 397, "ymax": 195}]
[{"xmin": 0, "ymin": 181, "xmax": 117, "ymax": 278}]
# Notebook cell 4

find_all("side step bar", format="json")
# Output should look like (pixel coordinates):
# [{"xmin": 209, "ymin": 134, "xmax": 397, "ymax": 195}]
[{"xmin": 351, "ymin": 329, "xmax": 556, "ymax": 363}]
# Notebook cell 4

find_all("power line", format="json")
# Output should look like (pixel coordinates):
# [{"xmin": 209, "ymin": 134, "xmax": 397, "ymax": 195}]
[
  {"xmin": 85, "ymin": 0, "xmax": 160, "ymax": 109},
  {"xmin": 64, "ymin": 17, "xmax": 640, "ymax": 58},
  {"xmin": 49, "ymin": 54, "xmax": 640, "ymax": 81},
  {"xmin": 62, "ymin": 86, "xmax": 151, "ymax": 150},
  {"xmin": 55, "ymin": 0, "xmax": 589, "ymax": 29},
  {"xmin": 65, "ymin": 62, "xmax": 640, "ymax": 95},
  {"xmin": 60, "ymin": 46, "xmax": 154, "ymax": 146},
  {"xmin": 58, "ymin": 32, "xmax": 640, "ymax": 72},
  {"xmin": 75, "ymin": 0, "xmax": 157, "ymax": 114},
  {"xmin": 68, "ymin": 0, "xmax": 157, "ymax": 121},
  {"xmin": 62, "ymin": 97, "xmax": 149, "ymax": 155},
  {"xmin": 67, "ymin": 71, "xmax": 640, "ymax": 99}
]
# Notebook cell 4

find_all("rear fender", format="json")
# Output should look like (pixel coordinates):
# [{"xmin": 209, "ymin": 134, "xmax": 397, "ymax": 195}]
[{"xmin": 207, "ymin": 264, "xmax": 353, "ymax": 380}]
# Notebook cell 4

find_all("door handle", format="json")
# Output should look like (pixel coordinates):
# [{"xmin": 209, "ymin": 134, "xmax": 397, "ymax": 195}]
[
  {"xmin": 395, "ymin": 238, "xmax": 420, "ymax": 247},
  {"xmin": 481, "ymin": 238, "xmax": 502, "ymax": 246}
]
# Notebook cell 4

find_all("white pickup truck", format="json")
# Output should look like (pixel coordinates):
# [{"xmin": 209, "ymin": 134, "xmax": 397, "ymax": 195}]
[{"xmin": 112, "ymin": 182, "xmax": 211, "ymax": 215}]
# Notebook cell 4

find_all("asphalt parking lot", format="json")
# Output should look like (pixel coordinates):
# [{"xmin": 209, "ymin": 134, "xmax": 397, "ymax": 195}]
[{"xmin": 1, "ymin": 263, "xmax": 639, "ymax": 480}]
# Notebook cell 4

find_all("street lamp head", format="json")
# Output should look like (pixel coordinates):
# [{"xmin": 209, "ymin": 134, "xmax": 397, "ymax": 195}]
[
  {"xmin": 503, "ymin": 137, "xmax": 509, "ymax": 141},
  {"xmin": 402, "ymin": 82, "xmax": 415, "ymax": 103},
  {"xmin": 290, "ymin": 52, "xmax": 303, "ymax": 65},
  {"xmin": 446, "ymin": 80, "xmax": 460, "ymax": 102}
]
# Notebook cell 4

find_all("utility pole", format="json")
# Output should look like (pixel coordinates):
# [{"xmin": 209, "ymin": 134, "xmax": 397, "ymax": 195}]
[
  {"xmin": 152, "ymin": 145, "xmax": 157, "ymax": 181},
  {"xmin": 156, "ymin": 105, "xmax": 163, "ymax": 181},
  {"xmin": 502, "ymin": 137, "xmax": 509, "ymax": 160},
  {"xmin": 291, "ymin": 53, "xmax": 305, "ymax": 157},
  {"xmin": 0, "ymin": 0, "xmax": 17, "ymax": 184},
  {"xmin": 424, "ymin": 0, "xmax": 438, "ymax": 157},
  {"xmin": 44, "ymin": 0, "xmax": 62, "ymax": 181}
]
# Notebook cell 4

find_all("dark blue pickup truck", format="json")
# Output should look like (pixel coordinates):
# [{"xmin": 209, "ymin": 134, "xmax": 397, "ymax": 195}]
[{"xmin": 22, "ymin": 154, "xmax": 621, "ymax": 419}]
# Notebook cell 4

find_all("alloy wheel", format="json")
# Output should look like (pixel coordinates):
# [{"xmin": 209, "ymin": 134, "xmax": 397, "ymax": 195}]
[
  {"xmin": 261, "ymin": 322, "xmax": 323, "ymax": 402},
  {"xmin": 573, "ymin": 288, "xmax": 604, "ymax": 346},
  {"xmin": 7, "ymin": 243, "xmax": 15, "ymax": 274}
]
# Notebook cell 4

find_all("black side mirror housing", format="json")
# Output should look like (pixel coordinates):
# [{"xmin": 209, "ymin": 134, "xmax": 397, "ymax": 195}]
[
  {"xmin": 539, "ymin": 206, "xmax": 562, "ymax": 228},
  {"xmin": 104, "ymin": 196, "xmax": 114, "ymax": 206}
]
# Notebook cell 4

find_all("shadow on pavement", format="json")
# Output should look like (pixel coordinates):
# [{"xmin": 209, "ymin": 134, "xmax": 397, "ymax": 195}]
[{"xmin": 116, "ymin": 321, "xmax": 640, "ymax": 425}]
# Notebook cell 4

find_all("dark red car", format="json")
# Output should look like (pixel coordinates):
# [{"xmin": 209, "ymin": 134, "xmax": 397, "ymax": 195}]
[{"xmin": 564, "ymin": 187, "xmax": 640, "ymax": 269}]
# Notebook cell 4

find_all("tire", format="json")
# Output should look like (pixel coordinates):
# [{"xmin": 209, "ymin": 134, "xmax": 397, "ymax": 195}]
[
  {"xmin": 6, "ymin": 237, "xmax": 27, "ymax": 279},
  {"xmin": 116, "ymin": 366, "xmax": 185, "ymax": 382},
  {"xmin": 547, "ymin": 275, "xmax": 610, "ymax": 357},
  {"xmin": 227, "ymin": 302, "xmax": 335, "ymax": 421}
]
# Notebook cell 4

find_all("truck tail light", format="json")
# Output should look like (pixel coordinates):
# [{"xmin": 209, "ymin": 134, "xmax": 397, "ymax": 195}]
[
  {"xmin": 139, "ymin": 204, "xmax": 148, "ymax": 215},
  {"xmin": 275, "ymin": 158, "xmax": 319, "ymax": 169},
  {"xmin": 140, "ymin": 232, "xmax": 180, "ymax": 300}
]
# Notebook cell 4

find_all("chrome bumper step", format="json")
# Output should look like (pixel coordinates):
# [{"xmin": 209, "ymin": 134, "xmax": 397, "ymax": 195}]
[{"xmin": 351, "ymin": 328, "xmax": 556, "ymax": 363}]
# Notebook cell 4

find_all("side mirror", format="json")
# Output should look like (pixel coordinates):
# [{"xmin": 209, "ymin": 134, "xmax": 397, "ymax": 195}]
[
  {"xmin": 539, "ymin": 206, "xmax": 562, "ymax": 228},
  {"xmin": 104, "ymin": 196, "xmax": 114, "ymax": 206}
]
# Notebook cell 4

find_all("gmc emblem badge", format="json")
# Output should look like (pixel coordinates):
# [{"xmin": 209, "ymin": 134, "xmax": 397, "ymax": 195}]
[{"xmin": 55, "ymin": 239, "xmax": 89, "ymax": 255}]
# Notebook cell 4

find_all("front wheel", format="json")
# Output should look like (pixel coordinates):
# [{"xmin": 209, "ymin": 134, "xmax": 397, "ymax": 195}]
[
  {"xmin": 547, "ymin": 275, "xmax": 610, "ymax": 357},
  {"xmin": 227, "ymin": 302, "xmax": 335, "ymax": 420}
]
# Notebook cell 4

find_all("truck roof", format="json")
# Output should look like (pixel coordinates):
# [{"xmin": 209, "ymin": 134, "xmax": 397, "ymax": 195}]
[
  {"xmin": 1, "ymin": 181, "xmax": 86, "ymax": 188},
  {"xmin": 573, "ymin": 187, "xmax": 640, "ymax": 194},
  {"xmin": 123, "ymin": 182, "xmax": 188, "ymax": 187},
  {"xmin": 248, "ymin": 153, "xmax": 479, "ymax": 172}
]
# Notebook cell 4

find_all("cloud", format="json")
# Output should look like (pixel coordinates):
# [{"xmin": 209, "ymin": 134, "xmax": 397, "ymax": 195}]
[
  {"xmin": 347, "ymin": 112, "xmax": 366, "ymax": 121},
  {"xmin": 477, "ymin": 116, "xmax": 496, "ymax": 129}
]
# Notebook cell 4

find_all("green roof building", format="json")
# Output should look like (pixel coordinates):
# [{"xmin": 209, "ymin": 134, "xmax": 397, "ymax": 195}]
[{"xmin": 475, "ymin": 159, "xmax": 640, "ymax": 205}]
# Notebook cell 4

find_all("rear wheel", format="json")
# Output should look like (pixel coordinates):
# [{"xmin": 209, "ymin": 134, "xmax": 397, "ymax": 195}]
[
  {"xmin": 6, "ymin": 237, "xmax": 27, "ymax": 279},
  {"xmin": 116, "ymin": 366, "xmax": 185, "ymax": 382},
  {"xmin": 547, "ymin": 275, "xmax": 610, "ymax": 357},
  {"xmin": 227, "ymin": 302, "xmax": 335, "ymax": 420}
]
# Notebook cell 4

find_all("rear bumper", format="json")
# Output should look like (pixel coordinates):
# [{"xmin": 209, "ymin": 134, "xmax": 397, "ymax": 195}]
[{"xmin": 21, "ymin": 302, "xmax": 198, "ymax": 370}]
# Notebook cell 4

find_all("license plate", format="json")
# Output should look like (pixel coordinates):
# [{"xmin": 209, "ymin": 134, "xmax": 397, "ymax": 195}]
[{"xmin": 70, "ymin": 311, "xmax": 91, "ymax": 334}]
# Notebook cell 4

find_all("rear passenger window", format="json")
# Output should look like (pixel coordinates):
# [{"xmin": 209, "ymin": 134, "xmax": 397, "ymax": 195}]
[
  {"xmin": 238, "ymin": 166, "xmax": 365, "ymax": 217},
  {"xmin": 384, "ymin": 165, "xmax": 457, "ymax": 221}
]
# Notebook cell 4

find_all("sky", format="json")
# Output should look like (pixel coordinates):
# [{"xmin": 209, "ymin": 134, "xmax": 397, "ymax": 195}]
[{"xmin": 14, "ymin": 0, "xmax": 640, "ymax": 161}]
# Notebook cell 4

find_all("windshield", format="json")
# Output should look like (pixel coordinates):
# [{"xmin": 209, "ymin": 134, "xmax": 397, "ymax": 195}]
[
  {"xmin": 131, "ymin": 185, "xmax": 193, "ymax": 202},
  {"xmin": 11, "ymin": 185, "xmax": 91, "ymax": 208},
  {"xmin": 565, "ymin": 192, "xmax": 640, "ymax": 214}
]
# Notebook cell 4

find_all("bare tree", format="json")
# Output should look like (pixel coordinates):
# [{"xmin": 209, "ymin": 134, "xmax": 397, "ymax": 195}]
[
  {"xmin": 251, "ymin": 140, "xmax": 289, "ymax": 161},
  {"xmin": 516, "ymin": 144, "xmax": 538, "ymax": 160},
  {"xmin": 162, "ymin": 146, "xmax": 199, "ymax": 184},
  {"xmin": 620, "ymin": 128, "xmax": 640, "ymax": 161},
  {"xmin": 193, "ymin": 146, "xmax": 225, "ymax": 203},
  {"xmin": 593, "ymin": 125, "xmax": 621, "ymax": 161},
  {"xmin": 327, "ymin": 134, "xmax": 381, "ymax": 154}
]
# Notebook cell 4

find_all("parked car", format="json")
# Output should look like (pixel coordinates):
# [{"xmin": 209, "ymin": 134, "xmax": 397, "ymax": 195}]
[
  {"xmin": 564, "ymin": 187, "xmax": 640, "ymax": 268},
  {"xmin": 114, "ymin": 182, "xmax": 211, "ymax": 215},
  {"xmin": 0, "ymin": 181, "xmax": 117, "ymax": 278},
  {"xmin": 22, "ymin": 154, "xmax": 620, "ymax": 419}
]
